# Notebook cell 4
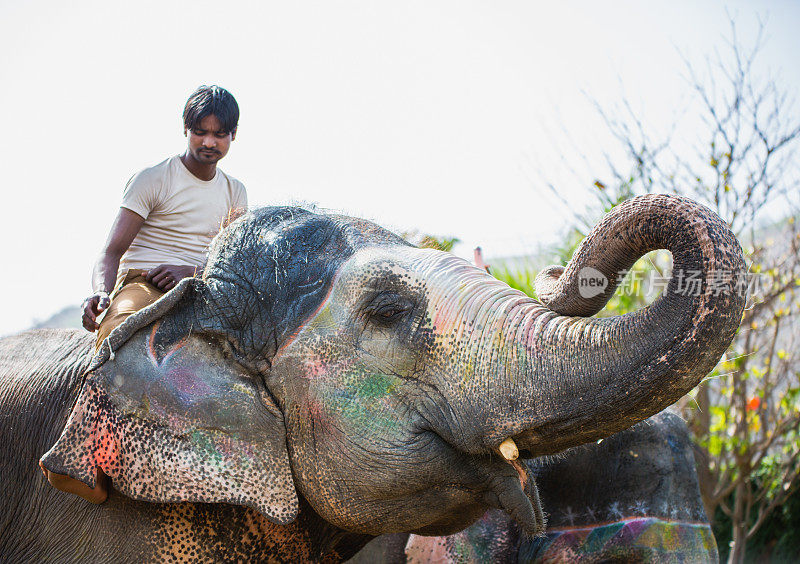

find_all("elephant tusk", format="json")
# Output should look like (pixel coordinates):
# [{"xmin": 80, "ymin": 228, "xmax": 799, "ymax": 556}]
[{"xmin": 498, "ymin": 437, "xmax": 519, "ymax": 461}]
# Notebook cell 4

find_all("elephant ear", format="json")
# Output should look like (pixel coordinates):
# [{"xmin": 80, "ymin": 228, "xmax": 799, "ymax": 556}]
[{"xmin": 40, "ymin": 278, "xmax": 298, "ymax": 525}]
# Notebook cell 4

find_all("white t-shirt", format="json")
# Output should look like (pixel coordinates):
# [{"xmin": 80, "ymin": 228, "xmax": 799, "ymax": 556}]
[{"xmin": 118, "ymin": 155, "xmax": 247, "ymax": 279}]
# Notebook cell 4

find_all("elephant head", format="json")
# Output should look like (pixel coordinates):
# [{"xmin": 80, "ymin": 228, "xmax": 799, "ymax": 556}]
[{"xmin": 41, "ymin": 195, "xmax": 745, "ymax": 538}]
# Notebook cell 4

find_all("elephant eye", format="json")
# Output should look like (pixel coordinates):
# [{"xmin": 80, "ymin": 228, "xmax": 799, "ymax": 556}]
[
  {"xmin": 376, "ymin": 306, "xmax": 405, "ymax": 319},
  {"xmin": 366, "ymin": 294, "xmax": 413, "ymax": 325}
]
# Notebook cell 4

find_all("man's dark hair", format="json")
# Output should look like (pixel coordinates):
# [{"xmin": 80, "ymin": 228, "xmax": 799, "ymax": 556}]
[{"xmin": 183, "ymin": 85, "xmax": 240, "ymax": 134}]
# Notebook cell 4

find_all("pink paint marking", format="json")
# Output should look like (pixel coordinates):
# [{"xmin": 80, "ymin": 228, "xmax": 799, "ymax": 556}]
[
  {"xmin": 92, "ymin": 418, "xmax": 120, "ymax": 475},
  {"xmin": 147, "ymin": 322, "xmax": 161, "ymax": 367},
  {"xmin": 146, "ymin": 322, "xmax": 189, "ymax": 367},
  {"xmin": 164, "ymin": 366, "xmax": 213, "ymax": 399},
  {"xmin": 302, "ymin": 356, "xmax": 328, "ymax": 380},
  {"xmin": 546, "ymin": 516, "xmax": 711, "ymax": 533},
  {"xmin": 160, "ymin": 337, "xmax": 188, "ymax": 366}
]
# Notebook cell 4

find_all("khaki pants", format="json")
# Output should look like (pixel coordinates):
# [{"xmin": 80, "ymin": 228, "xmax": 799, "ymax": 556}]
[{"xmin": 95, "ymin": 269, "xmax": 164, "ymax": 349}]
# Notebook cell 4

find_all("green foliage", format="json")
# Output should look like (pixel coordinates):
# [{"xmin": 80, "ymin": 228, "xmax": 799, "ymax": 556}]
[
  {"xmin": 491, "ymin": 263, "xmax": 538, "ymax": 299},
  {"xmin": 402, "ymin": 230, "xmax": 461, "ymax": 252},
  {"xmin": 471, "ymin": 21, "xmax": 800, "ymax": 561},
  {"xmin": 418, "ymin": 234, "xmax": 460, "ymax": 253},
  {"xmin": 714, "ymin": 483, "xmax": 800, "ymax": 563}
]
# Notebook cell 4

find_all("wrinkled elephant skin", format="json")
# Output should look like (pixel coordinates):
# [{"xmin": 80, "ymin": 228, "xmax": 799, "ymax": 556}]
[{"xmin": 2, "ymin": 195, "xmax": 743, "ymax": 561}]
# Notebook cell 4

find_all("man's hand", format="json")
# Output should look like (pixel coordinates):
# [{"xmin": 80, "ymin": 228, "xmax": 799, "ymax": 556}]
[
  {"xmin": 143, "ymin": 264, "xmax": 197, "ymax": 291},
  {"xmin": 82, "ymin": 292, "xmax": 111, "ymax": 332}
]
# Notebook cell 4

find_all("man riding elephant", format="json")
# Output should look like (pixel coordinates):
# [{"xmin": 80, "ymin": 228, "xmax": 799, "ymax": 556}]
[
  {"xmin": 48, "ymin": 85, "xmax": 247, "ymax": 505},
  {"xmin": 83, "ymin": 84, "xmax": 247, "ymax": 345}
]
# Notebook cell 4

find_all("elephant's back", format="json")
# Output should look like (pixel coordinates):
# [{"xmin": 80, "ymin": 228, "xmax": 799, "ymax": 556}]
[
  {"xmin": 0, "ymin": 328, "xmax": 94, "ymax": 379},
  {"xmin": 1, "ymin": 327, "xmax": 93, "ymax": 462},
  {"xmin": 0, "ymin": 329, "xmax": 96, "ymax": 559},
  {"xmin": 0, "ymin": 329, "xmax": 94, "ymax": 433}
]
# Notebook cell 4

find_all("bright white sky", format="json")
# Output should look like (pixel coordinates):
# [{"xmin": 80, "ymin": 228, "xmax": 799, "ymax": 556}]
[{"xmin": 1, "ymin": 1, "xmax": 798, "ymax": 335}]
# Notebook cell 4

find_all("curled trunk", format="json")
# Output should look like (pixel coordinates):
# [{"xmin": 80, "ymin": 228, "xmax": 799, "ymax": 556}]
[{"xmin": 424, "ymin": 194, "xmax": 746, "ymax": 457}]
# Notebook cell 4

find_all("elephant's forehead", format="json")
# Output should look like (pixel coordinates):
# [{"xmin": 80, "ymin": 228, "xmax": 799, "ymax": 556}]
[{"xmin": 336, "ymin": 246, "xmax": 475, "ymax": 287}]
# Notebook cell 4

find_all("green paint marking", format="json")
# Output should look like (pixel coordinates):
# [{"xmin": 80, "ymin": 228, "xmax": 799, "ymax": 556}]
[
  {"xmin": 327, "ymin": 370, "xmax": 402, "ymax": 432},
  {"xmin": 354, "ymin": 372, "xmax": 396, "ymax": 399}
]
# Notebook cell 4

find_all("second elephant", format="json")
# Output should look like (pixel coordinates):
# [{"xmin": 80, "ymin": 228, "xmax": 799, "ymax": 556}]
[{"xmin": 355, "ymin": 410, "xmax": 718, "ymax": 563}]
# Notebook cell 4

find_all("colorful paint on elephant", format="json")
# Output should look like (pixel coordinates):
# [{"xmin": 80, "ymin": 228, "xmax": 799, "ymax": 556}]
[
  {"xmin": 13, "ymin": 198, "xmax": 747, "ymax": 561},
  {"xmin": 40, "ymin": 324, "xmax": 299, "ymax": 526},
  {"xmin": 286, "ymin": 298, "xmax": 408, "ymax": 444},
  {"xmin": 267, "ymin": 249, "xmax": 547, "ymax": 536},
  {"xmin": 405, "ymin": 510, "xmax": 520, "ymax": 563},
  {"xmin": 519, "ymin": 517, "xmax": 718, "ymax": 563},
  {"xmin": 149, "ymin": 500, "xmax": 365, "ymax": 562}
]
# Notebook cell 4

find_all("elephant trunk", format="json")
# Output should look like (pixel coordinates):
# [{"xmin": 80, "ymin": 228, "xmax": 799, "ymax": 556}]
[{"xmin": 424, "ymin": 194, "xmax": 745, "ymax": 457}]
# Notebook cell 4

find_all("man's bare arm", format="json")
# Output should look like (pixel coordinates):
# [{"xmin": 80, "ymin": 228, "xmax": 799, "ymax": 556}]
[{"xmin": 82, "ymin": 208, "xmax": 145, "ymax": 332}]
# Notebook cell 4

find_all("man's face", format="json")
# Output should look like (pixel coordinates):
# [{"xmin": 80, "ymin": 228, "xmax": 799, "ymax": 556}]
[{"xmin": 185, "ymin": 114, "xmax": 236, "ymax": 165}]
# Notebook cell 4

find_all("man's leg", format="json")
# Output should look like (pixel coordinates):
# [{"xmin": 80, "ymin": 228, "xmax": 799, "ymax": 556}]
[{"xmin": 95, "ymin": 270, "xmax": 164, "ymax": 350}]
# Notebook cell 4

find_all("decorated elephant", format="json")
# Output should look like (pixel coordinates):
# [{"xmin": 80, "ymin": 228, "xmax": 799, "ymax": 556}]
[
  {"xmin": 354, "ymin": 410, "xmax": 718, "ymax": 563},
  {"xmin": 1, "ymin": 195, "xmax": 743, "ymax": 561}
]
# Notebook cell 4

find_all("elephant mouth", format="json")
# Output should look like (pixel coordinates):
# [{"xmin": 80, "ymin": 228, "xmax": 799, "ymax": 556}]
[
  {"xmin": 484, "ymin": 458, "xmax": 545, "ymax": 536},
  {"xmin": 407, "ymin": 424, "xmax": 545, "ymax": 536},
  {"xmin": 412, "ymin": 429, "xmax": 546, "ymax": 536},
  {"xmin": 406, "ymin": 459, "xmax": 544, "ymax": 537}
]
